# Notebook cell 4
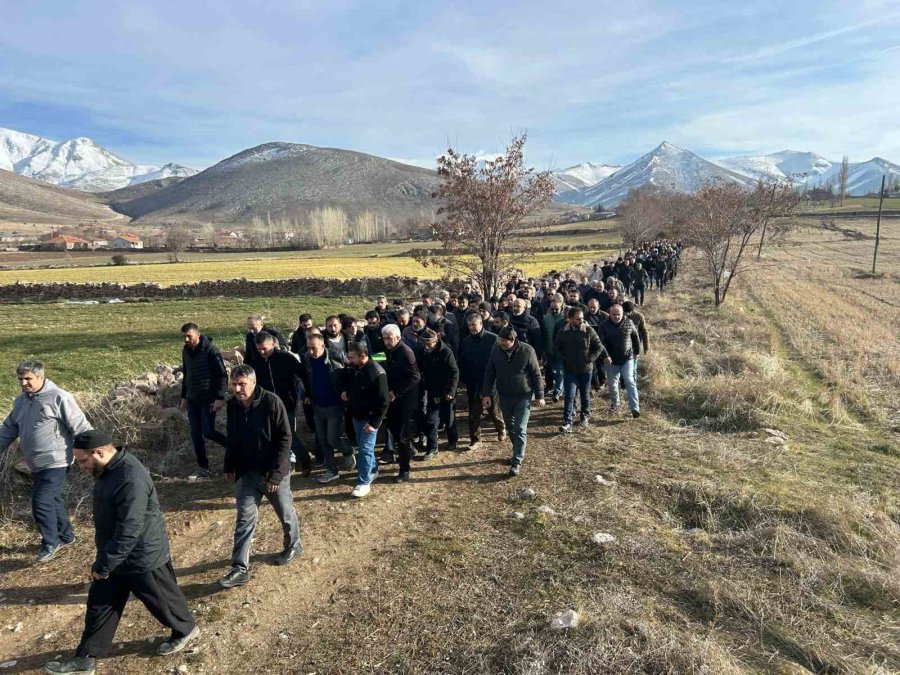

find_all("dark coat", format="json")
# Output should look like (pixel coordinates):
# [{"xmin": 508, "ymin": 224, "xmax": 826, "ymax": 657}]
[
  {"xmin": 181, "ymin": 334, "xmax": 227, "ymax": 403},
  {"xmin": 92, "ymin": 449, "xmax": 170, "ymax": 577},
  {"xmin": 363, "ymin": 326, "xmax": 386, "ymax": 355},
  {"xmin": 384, "ymin": 342, "xmax": 421, "ymax": 398},
  {"xmin": 627, "ymin": 310, "xmax": 650, "ymax": 353},
  {"xmin": 250, "ymin": 350, "xmax": 305, "ymax": 411},
  {"xmin": 553, "ymin": 323, "xmax": 606, "ymax": 373},
  {"xmin": 509, "ymin": 311, "xmax": 544, "ymax": 358},
  {"xmin": 429, "ymin": 316, "xmax": 459, "ymax": 354},
  {"xmin": 224, "ymin": 388, "xmax": 292, "ymax": 483},
  {"xmin": 245, "ymin": 326, "xmax": 286, "ymax": 363},
  {"xmin": 342, "ymin": 358, "xmax": 390, "ymax": 428},
  {"xmin": 597, "ymin": 318, "xmax": 641, "ymax": 366},
  {"xmin": 419, "ymin": 341, "xmax": 460, "ymax": 399},
  {"xmin": 299, "ymin": 349, "xmax": 345, "ymax": 406},
  {"xmin": 482, "ymin": 341, "xmax": 544, "ymax": 400},
  {"xmin": 458, "ymin": 329, "xmax": 498, "ymax": 391}
]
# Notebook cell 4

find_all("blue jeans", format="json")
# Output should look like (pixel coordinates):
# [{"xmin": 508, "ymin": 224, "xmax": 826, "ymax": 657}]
[
  {"xmin": 32, "ymin": 467, "xmax": 74, "ymax": 547},
  {"xmin": 563, "ymin": 371, "xmax": 592, "ymax": 424},
  {"xmin": 186, "ymin": 400, "xmax": 227, "ymax": 470},
  {"xmin": 423, "ymin": 397, "xmax": 459, "ymax": 451},
  {"xmin": 498, "ymin": 395, "xmax": 532, "ymax": 468},
  {"xmin": 314, "ymin": 405, "xmax": 350, "ymax": 473},
  {"xmin": 547, "ymin": 355, "xmax": 564, "ymax": 398},
  {"xmin": 353, "ymin": 418, "xmax": 379, "ymax": 485},
  {"xmin": 605, "ymin": 360, "xmax": 639, "ymax": 412}
]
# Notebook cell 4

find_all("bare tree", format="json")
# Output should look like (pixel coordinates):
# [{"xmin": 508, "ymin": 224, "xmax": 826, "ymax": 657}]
[
  {"xmin": 164, "ymin": 223, "xmax": 193, "ymax": 262},
  {"xmin": 675, "ymin": 180, "xmax": 799, "ymax": 307},
  {"xmin": 753, "ymin": 178, "xmax": 802, "ymax": 258},
  {"xmin": 422, "ymin": 134, "xmax": 555, "ymax": 298},
  {"xmin": 307, "ymin": 205, "xmax": 347, "ymax": 248},
  {"xmin": 839, "ymin": 155, "xmax": 850, "ymax": 206},
  {"xmin": 617, "ymin": 186, "xmax": 668, "ymax": 248}
]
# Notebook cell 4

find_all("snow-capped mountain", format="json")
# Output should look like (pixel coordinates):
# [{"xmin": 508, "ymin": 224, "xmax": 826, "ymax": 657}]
[
  {"xmin": 552, "ymin": 162, "xmax": 621, "ymax": 193},
  {"xmin": 0, "ymin": 127, "xmax": 197, "ymax": 191},
  {"xmin": 717, "ymin": 150, "xmax": 833, "ymax": 184},
  {"xmin": 558, "ymin": 142, "xmax": 748, "ymax": 208},
  {"xmin": 808, "ymin": 157, "xmax": 900, "ymax": 195}
]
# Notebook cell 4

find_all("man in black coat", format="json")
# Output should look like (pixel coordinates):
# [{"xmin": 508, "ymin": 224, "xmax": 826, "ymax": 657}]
[
  {"xmin": 380, "ymin": 323, "xmax": 421, "ymax": 482},
  {"xmin": 250, "ymin": 331, "xmax": 310, "ymax": 474},
  {"xmin": 219, "ymin": 366, "xmax": 301, "ymax": 589},
  {"xmin": 363, "ymin": 310, "xmax": 386, "ymax": 354},
  {"xmin": 245, "ymin": 314, "xmax": 286, "ymax": 363},
  {"xmin": 289, "ymin": 314, "xmax": 314, "ymax": 356},
  {"xmin": 45, "ymin": 431, "xmax": 199, "ymax": 675},
  {"xmin": 596, "ymin": 304, "xmax": 642, "ymax": 418},
  {"xmin": 509, "ymin": 298, "xmax": 544, "ymax": 359},
  {"xmin": 418, "ymin": 329, "xmax": 460, "ymax": 459},
  {"xmin": 457, "ymin": 313, "xmax": 505, "ymax": 450},
  {"xmin": 179, "ymin": 322, "xmax": 227, "ymax": 477}
]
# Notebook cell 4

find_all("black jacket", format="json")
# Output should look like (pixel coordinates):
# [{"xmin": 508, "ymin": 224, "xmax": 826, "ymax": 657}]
[
  {"xmin": 181, "ymin": 335, "xmax": 227, "ymax": 403},
  {"xmin": 384, "ymin": 342, "xmax": 421, "ymax": 398},
  {"xmin": 92, "ymin": 449, "xmax": 170, "ymax": 577},
  {"xmin": 419, "ymin": 341, "xmax": 460, "ymax": 399},
  {"xmin": 429, "ymin": 316, "xmax": 459, "ymax": 354},
  {"xmin": 224, "ymin": 388, "xmax": 292, "ymax": 483},
  {"xmin": 597, "ymin": 318, "xmax": 641, "ymax": 366},
  {"xmin": 585, "ymin": 309, "xmax": 609, "ymax": 331},
  {"xmin": 458, "ymin": 329, "xmax": 498, "ymax": 391},
  {"xmin": 342, "ymin": 359, "xmax": 390, "ymax": 428},
  {"xmin": 245, "ymin": 325, "xmax": 286, "ymax": 363},
  {"xmin": 289, "ymin": 328, "xmax": 309, "ymax": 356},
  {"xmin": 553, "ymin": 323, "xmax": 606, "ymax": 373},
  {"xmin": 251, "ymin": 350, "xmax": 305, "ymax": 411},
  {"xmin": 363, "ymin": 326, "xmax": 386, "ymax": 355},
  {"xmin": 509, "ymin": 311, "xmax": 544, "ymax": 358},
  {"xmin": 627, "ymin": 310, "xmax": 650, "ymax": 353},
  {"xmin": 482, "ymin": 341, "xmax": 544, "ymax": 400}
]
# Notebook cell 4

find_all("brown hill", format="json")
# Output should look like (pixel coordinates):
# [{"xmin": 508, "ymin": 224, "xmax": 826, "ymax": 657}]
[
  {"xmin": 0, "ymin": 169, "xmax": 123, "ymax": 225},
  {"xmin": 109, "ymin": 142, "xmax": 441, "ymax": 226}
]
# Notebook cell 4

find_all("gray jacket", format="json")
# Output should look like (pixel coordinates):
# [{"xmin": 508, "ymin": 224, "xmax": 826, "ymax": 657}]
[
  {"xmin": 0, "ymin": 379, "xmax": 92, "ymax": 471},
  {"xmin": 482, "ymin": 341, "xmax": 544, "ymax": 401}
]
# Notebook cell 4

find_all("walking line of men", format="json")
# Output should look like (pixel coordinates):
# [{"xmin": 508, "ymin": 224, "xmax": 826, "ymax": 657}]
[{"xmin": 0, "ymin": 241, "xmax": 680, "ymax": 675}]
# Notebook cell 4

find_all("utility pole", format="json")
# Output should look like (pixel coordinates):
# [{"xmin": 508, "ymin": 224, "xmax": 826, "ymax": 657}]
[{"xmin": 872, "ymin": 174, "xmax": 885, "ymax": 274}]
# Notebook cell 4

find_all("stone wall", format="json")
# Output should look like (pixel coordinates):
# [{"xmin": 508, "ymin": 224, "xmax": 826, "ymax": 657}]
[{"xmin": 0, "ymin": 276, "xmax": 445, "ymax": 303}]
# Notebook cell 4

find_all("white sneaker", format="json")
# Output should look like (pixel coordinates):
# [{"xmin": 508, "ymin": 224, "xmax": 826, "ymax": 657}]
[
  {"xmin": 351, "ymin": 484, "xmax": 371, "ymax": 498},
  {"xmin": 317, "ymin": 471, "xmax": 341, "ymax": 484}
]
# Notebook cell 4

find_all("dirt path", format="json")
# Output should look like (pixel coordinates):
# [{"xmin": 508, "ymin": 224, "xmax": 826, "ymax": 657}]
[{"xmin": 0, "ymin": 420, "xmax": 524, "ymax": 673}]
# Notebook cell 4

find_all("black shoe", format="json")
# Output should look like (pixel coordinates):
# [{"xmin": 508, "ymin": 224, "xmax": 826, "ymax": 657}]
[
  {"xmin": 44, "ymin": 656, "xmax": 96, "ymax": 674},
  {"xmin": 378, "ymin": 451, "xmax": 395, "ymax": 465},
  {"xmin": 60, "ymin": 536, "xmax": 77, "ymax": 549},
  {"xmin": 632, "ymin": 410, "xmax": 641, "ymax": 419},
  {"xmin": 420, "ymin": 450, "xmax": 438, "ymax": 461},
  {"xmin": 446, "ymin": 444, "xmax": 458, "ymax": 452},
  {"xmin": 274, "ymin": 543, "xmax": 302, "ymax": 566},
  {"xmin": 218, "ymin": 568, "xmax": 251, "ymax": 588},
  {"xmin": 396, "ymin": 471, "xmax": 410, "ymax": 483},
  {"xmin": 551, "ymin": 393, "xmax": 561, "ymax": 403},
  {"xmin": 508, "ymin": 465, "xmax": 521, "ymax": 477},
  {"xmin": 37, "ymin": 543, "xmax": 62, "ymax": 563},
  {"xmin": 157, "ymin": 625, "xmax": 201, "ymax": 656}
]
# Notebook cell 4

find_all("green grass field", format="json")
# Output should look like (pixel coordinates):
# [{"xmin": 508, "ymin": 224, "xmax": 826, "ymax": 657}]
[{"xmin": 801, "ymin": 196, "xmax": 900, "ymax": 211}]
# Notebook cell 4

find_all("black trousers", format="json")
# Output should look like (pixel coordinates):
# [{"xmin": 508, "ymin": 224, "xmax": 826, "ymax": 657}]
[
  {"xmin": 386, "ymin": 392, "xmax": 417, "ymax": 472},
  {"xmin": 466, "ymin": 386, "xmax": 505, "ymax": 441},
  {"xmin": 76, "ymin": 560, "xmax": 195, "ymax": 658}
]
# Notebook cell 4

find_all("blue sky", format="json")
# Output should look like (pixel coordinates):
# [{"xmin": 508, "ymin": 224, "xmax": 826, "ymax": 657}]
[{"xmin": 2, "ymin": 0, "xmax": 899, "ymax": 170}]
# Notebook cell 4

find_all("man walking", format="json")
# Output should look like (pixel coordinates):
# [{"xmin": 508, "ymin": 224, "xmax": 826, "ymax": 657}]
[
  {"xmin": 245, "ymin": 314, "xmax": 286, "ymax": 363},
  {"xmin": 44, "ymin": 430, "xmax": 199, "ymax": 675},
  {"xmin": 458, "ymin": 314, "xmax": 505, "ymax": 451},
  {"xmin": 341, "ymin": 342, "xmax": 390, "ymax": 498},
  {"xmin": 0, "ymin": 360, "xmax": 91, "ymax": 562},
  {"xmin": 540, "ymin": 296, "xmax": 566, "ymax": 403},
  {"xmin": 219, "ymin": 365, "xmax": 302, "ymax": 589},
  {"xmin": 381, "ymin": 324, "xmax": 420, "ymax": 482},
  {"xmin": 418, "ymin": 329, "xmax": 460, "ymax": 460},
  {"xmin": 482, "ymin": 326, "xmax": 545, "ymax": 477},
  {"xmin": 250, "ymin": 331, "xmax": 310, "ymax": 474},
  {"xmin": 179, "ymin": 323, "xmax": 228, "ymax": 478},
  {"xmin": 300, "ymin": 332, "xmax": 354, "ymax": 484},
  {"xmin": 597, "ymin": 304, "xmax": 642, "ymax": 418},
  {"xmin": 554, "ymin": 307, "xmax": 605, "ymax": 432}
]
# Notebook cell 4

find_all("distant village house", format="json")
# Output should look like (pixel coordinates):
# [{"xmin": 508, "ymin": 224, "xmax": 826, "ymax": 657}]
[{"xmin": 110, "ymin": 233, "xmax": 144, "ymax": 249}]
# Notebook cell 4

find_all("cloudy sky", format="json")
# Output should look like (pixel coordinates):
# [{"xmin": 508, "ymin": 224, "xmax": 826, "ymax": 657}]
[{"xmin": 2, "ymin": 0, "xmax": 898, "ymax": 170}]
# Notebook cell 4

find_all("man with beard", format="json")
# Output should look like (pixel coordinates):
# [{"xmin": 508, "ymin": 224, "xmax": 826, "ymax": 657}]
[
  {"xmin": 418, "ymin": 329, "xmax": 460, "ymax": 459},
  {"xmin": 540, "ymin": 296, "xmax": 567, "ymax": 403},
  {"xmin": 585, "ymin": 299, "xmax": 609, "ymax": 391},
  {"xmin": 363, "ymin": 310, "xmax": 386, "ymax": 354},
  {"xmin": 482, "ymin": 327, "xmax": 545, "ymax": 477},
  {"xmin": 458, "ymin": 313, "xmax": 505, "ymax": 451},
  {"xmin": 373, "ymin": 296, "xmax": 395, "ymax": 325},
  {"xmin": 289, "ymin": 314, "xmax": 314, "ymax": 356},
  {"xmin": 44, "ymin": 431, "xmax": 199, "ymax": 675},
  {"xmin": 244, "ymin": 314, "xmax": 286, "ymax": 363},
  {"xmin": 509, "ymin": 298, "xmax": 544, "ymax": 359},
  {"xmin": 323, "ymin": 315, "xmax": 350, "ymax": 362},
  {"xmin": 554, "ymin": 307, "xmax": 605, "ymax": 432},
  {"xmin": 428, "ymin": 304, "xmax": 459, "ymax": 355}
]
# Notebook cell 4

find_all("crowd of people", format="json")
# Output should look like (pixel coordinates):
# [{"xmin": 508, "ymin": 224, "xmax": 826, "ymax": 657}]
[{"xmin": 0, "ymin": 242, "xmax": 680, "ymax": 675}]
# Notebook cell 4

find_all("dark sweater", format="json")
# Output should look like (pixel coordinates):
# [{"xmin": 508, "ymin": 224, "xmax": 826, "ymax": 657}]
[
  {"xmin": 343, "ymin": 359, "xmax": 390, "ymax": 428},
  {"xmin": 92, "ymin": 449, "xmax": 170, "ymax": 577},
  {"xmin": 181, "ymin": 335, "xmax": 227, "ymax": 403},
  {"xmin": 482, "ymin": 341, "xmax": 544, "ymax": 400},
  {"xmin": 224, "ymin": 388, "xmax": 292, "ymax": 483}
]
